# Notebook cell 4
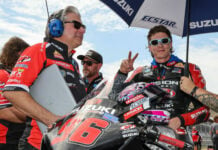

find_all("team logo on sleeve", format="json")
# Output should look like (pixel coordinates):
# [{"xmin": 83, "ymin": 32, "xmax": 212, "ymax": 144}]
[
  {"xmin": 17, "ymin": 56, "xmax": 31, "ymax": 63},
  {"xmin": 53, "ymin": 50, "xmax": 64, "ymax": 60},
  {"xmin": 11, "ymin": 69, "xmax": 24, "ymax": 78},
  {"xmin": 174, "ymin": 63, "xmax": 184, "ymax": 68}
]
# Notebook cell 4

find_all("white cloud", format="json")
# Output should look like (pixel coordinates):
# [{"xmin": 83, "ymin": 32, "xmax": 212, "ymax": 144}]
[
  {"xmin": 74, "ymin": 40, "xmax": 96, "ymax": 72},
  {"xmin": 75, "ymin": 41, "xmax": 95, "ymax": 57},
  {"xmin": 101, "ymin": 61, "xmax": 121, "ymax": 80},
  {"xmin": 1, "ymin": 0, "xmax": 218, "ymax": 96},
  {"xmin": 210, "ymin": 37, "xmax": 218, "ymax": 45},
  {"xmin": 90, "ymin": 12, "xmax": 127, "ymax": 32},
  {"xmin": 0, "ymin": 0, "xmax": 46, "ymax": 18}
]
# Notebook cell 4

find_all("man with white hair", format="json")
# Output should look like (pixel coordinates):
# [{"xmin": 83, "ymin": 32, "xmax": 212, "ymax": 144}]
[{"xmin": 3, "ymin": 6, "xmax": 86, "ymax": 150}]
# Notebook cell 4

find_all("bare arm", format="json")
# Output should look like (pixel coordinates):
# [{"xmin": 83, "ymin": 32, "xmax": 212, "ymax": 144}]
[
  {"xmin": 3, "ymin": 91, "xmax": 60, "ymax": 126},
  {"xmin": 0, "ymin": 106, "xmax": 26, "ymax": 123},
  {"xmin": 180, "ymin": 76, "xmax": 218, "ymax": 112},
  {"xmin": 193, "ymin": 88, "xmax": 218, "ymax": 112}
]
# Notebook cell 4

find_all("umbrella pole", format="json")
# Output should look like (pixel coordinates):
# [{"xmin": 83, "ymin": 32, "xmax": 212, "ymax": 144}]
[
  {"xmin": 45, "ymin": 0, "xmax": 50, "ymax": 18},
  {"xmin": 184, "ymin": 0, "xmax": 191, "ymax": 77}
]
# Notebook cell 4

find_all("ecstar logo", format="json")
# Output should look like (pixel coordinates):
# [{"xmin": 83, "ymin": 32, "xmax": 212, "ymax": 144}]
[{"xmin": 142, "ymin": 16, "xmax": 176, "ymax": 28}]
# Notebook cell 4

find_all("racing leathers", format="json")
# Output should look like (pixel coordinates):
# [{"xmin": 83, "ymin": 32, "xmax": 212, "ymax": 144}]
[
  {"xmin": 111, "ymin": 55, "xmax": 210, "ymax": 127},
  {"xmin": 83, "ymin": 72, "xmax": 104, "ymax": 94},
  {"xmin": 0, "ymin": 64, "xmax": 25, "ymax": 150},
  {"xmin": 3, "ymin": 38, "xmax": 87, "ymax": 150}
]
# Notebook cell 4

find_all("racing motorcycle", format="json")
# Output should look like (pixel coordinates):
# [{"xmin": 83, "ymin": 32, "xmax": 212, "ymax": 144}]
[{"xmin": 41, "ymin": 80, "xmax": 193, "ymax": 150}]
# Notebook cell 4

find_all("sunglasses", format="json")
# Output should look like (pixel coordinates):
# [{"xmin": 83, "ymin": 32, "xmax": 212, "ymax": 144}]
[
  {"xmin": 64, "ymin": 20, "xmax": 86, "ymax": 30},
  {"xmin": 81, "ymin": 60, "xmax": 97, "ymax": 66},
  {"xmin": 149, "ymin": 37, "xmax": 171, "ymax": 46}
]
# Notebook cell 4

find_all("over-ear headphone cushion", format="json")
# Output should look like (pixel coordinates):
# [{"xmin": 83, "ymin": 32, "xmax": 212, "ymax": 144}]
[{"xmin": 49, "ymin": 18, "xmax": 64, "ymax": 37}]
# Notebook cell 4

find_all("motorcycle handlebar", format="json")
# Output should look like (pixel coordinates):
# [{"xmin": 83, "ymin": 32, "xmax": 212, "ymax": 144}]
[
  {"xmin": 158, "ymin": 134, "xmax": 193, "ymax": 150},
  {"xmin": 143, "ymin": 128, "xmax": 193, "ymax": 150},
  {"xmin": 158, "ymin": 134, "xmax": 185, "ymax": 148}
]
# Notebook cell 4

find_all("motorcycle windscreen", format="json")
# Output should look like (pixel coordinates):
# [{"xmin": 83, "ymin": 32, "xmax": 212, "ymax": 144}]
[{"xmin": 42, "ymin": 97, "xmax": 139, "ymax": 150}]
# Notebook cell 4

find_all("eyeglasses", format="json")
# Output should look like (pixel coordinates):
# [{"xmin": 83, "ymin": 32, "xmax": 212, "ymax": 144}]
[
  {"xmin": 149, "ymin": 37, "xmax": 171, "ymax": 46},
  {"xmin": 64, "ymin": 20, "xmax": 86, "ymax": 30},
  {"xmin": 81, "ymin": 60, "xmax": 97, "ymax": 66}
]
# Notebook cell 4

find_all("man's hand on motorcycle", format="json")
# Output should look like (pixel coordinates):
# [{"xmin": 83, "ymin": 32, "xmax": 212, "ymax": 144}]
[
  {"xmin": 168, "ymin": 117, "xmax": 181, "ymax": 131},
  {"xmin": 120, "ymin": 51, "xmax": 138, "ymax": 74},
  {"xmin": 47, "ymin": 115, "xmax": 62, "ymax": 128}
]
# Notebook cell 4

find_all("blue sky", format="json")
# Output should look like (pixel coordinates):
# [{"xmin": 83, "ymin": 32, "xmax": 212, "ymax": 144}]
[{"xmin": 1, "ymin": 0, "xmax": 218, "ymax": 93}]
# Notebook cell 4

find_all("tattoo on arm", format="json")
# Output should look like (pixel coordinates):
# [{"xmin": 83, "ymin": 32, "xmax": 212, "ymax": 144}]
[{"xmin": 194, "ymin": 94, "xmax": 218, "ymax": 112}]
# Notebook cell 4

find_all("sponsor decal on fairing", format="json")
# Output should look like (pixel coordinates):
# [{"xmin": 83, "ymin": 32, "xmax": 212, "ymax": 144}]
[
  {"xmin": 129, "ymin": 97, "xmax": 150, "ymax": 110},
  {"xmin": 80, "ymin": 104, "xmax": 116, "ymax": 115},
  {"xmin": 125, "ymin": 94, "xmax": 145, "ymax": 104},
  {"xmin": 120, "ymin": 124, "xmax": 136, "ymax": 130},
  {"xmin": 122, "ymin": 129, "xmax": 139, "ymax": 138},
  {"xmin": 103, "ymin": 112, "xmax": 119, "ymax": 123},
  {"xmin": 123, "ymin": 105, "xmax": 144, "ymax": 120}
]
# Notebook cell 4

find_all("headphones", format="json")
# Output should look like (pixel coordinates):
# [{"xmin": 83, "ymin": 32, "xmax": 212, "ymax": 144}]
[{"xmin": 48, "ymin": 9, "xmax": 64, "ymax": 37}]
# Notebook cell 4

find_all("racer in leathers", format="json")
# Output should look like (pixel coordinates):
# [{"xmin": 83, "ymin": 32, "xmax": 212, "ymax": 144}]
[
  {"xmin": 111, "ymin": 25, "xmax": 210, "ymax": 131},
  {"xmin": 2, "ymin": 6, "xmax": 87, "ymax": 150}
]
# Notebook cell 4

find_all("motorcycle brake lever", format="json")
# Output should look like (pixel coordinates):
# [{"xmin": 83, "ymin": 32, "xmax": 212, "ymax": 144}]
[{"xmin": 183, "ymin": 143, "xmax": 194, "ymax": 150}]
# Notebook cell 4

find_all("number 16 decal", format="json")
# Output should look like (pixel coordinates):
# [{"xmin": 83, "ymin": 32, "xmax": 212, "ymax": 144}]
[{"xmin": 69, "ymin": 118, "xmax": 109, "ymax": 145}]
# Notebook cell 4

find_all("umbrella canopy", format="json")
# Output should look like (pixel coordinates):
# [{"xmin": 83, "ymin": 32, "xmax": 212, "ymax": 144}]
[
  {"xmin": 100, "ymin": 0, "xmax": 218, "ymax": 75},
  {"xmin": 100, "ymin": 0, "xmax": 218, "ymax": 37}
]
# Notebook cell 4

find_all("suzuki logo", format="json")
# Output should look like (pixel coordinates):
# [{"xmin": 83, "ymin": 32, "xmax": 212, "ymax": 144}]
[{"xmin": 190, "ymin": 19, "xmax": 218, "ymax": 29}]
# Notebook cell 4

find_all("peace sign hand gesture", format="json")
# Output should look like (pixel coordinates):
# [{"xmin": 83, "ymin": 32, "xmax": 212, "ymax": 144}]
[{"xmin": 120, "ymin": 51, "xmax": 138, "ymax": 74}]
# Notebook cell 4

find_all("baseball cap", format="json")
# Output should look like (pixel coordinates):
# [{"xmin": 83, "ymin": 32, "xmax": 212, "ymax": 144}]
[{"xmin": 77, "ymin": 50, "xmax": 103, "ymax": 63}]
